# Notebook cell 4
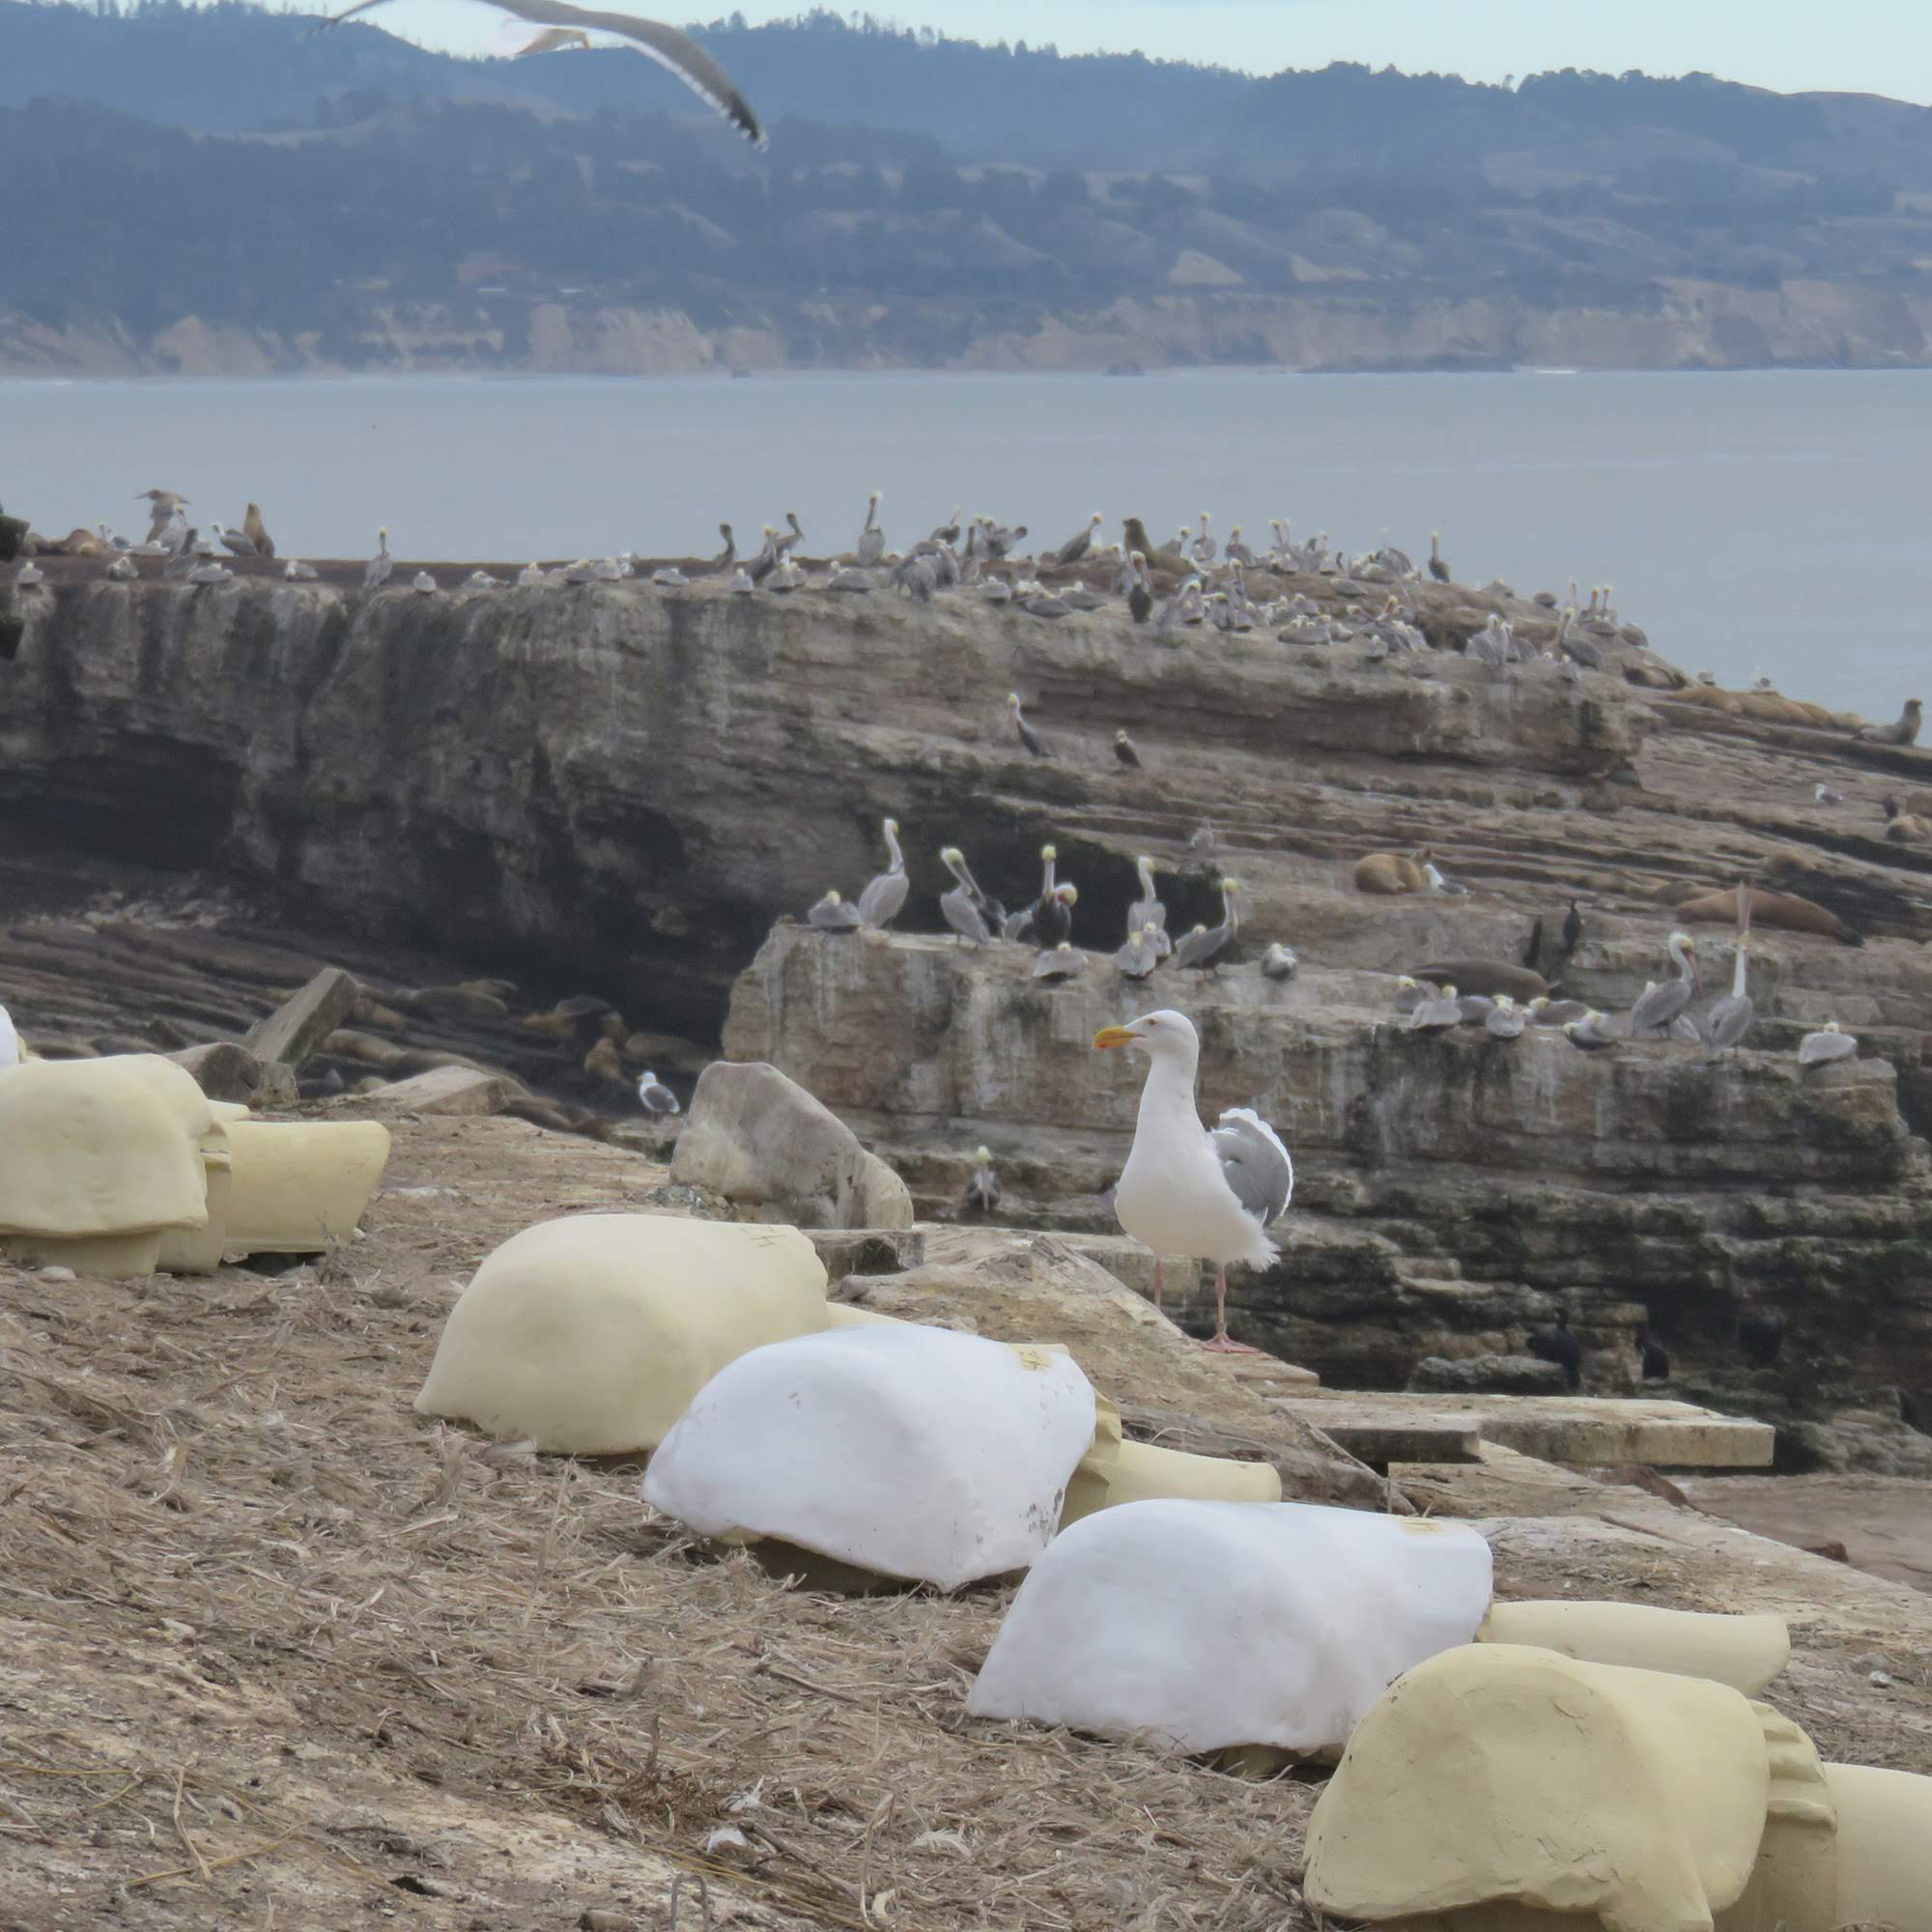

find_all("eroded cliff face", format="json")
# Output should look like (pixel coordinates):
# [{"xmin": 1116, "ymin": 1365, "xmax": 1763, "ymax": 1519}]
[
  {"xmin": 0, "ymin": 568, "xmax": 1645, "ymax": 1033},
  {"xmin": 724, "ymin": 923, "xmax": 1932, "ymax": 1424}
]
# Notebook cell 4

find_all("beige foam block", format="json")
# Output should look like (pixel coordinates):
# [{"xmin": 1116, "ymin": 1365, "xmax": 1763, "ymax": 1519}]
[
  {"xmin": 1304, "ymin": 1645, "xmax": 1771, "ymax": 1930},
  {"xmin": 1478, "ymin": 1600, "xmax": 1790, "ymax": 1695},
  {"xmin": 1063, "ymin": 1394, "xmax": 1283, "ymax": 1522},
  {"xmin": 0, "ymin": 1055, "xmax": 213, "ymax": 1243},
  {"xmin": 1822, "ymin": 1763, "xmax": 1932, "ymax": 1931},
  {"xmin": 415, "ymin": 1213, "xmax": 829, "ymax": 1454},
  {"xmin": 220, "ymin": 1120, "xmax": 391, "ymax": 1253}
]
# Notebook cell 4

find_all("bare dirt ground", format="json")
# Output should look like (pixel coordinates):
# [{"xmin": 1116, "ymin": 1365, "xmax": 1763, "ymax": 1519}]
[
  {"xmin": 4, "ymin": 1115, "xmax": 1928, "ymax": 1931},
  {"xmin": 1679, "ymin": 1472, "xmax": 1932, "ymax": 1595}
]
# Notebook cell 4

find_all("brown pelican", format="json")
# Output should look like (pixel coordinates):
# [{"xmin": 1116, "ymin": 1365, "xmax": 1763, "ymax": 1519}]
[
  {"xmin": 931, "ymin": 508, "xmax": 964, "ymax": 546},
  {"xmin": 1114, "ymin": 728, "xmax": 1142, "ymax": 769},
  {"xmin": 1004, "ymin": 845, "xmax": 1057, "ymax": 944},
  {"xmin": 1125, "ymin": 856, "xmax": 1169, "ymax": 955},
  {"xmin": 1485, "ymin": 994, "xmax": 1525, "ymax": 1038},
  {"xmin": 1008, "ymin": 693, "xmax": 1052, "ymax": 758},
  {"xmin": 307, "ymin": 0, "xmax": 767, "ymax": 147},
  {"xmin": 1562, "ymin": 1010, "xmax": 1619, "ymax": 1051},
  {"xmin": 1700, "ymin": 938, "xmax": 1753, "ymax": 1053},
  {"xmin": 213, "ymin": 522, "xmax": 256, "ymax": 558},
  {"xmin": 1094, "ymin": 1009, "xmax": 1292, "ymax": 1350},
  {"xmin": 106, "ymin": 554, "xmax": 137, "ymax": 581},
  {"xmin": 14, "ymin": 559, "xmax": 45, "ymax": 588},
  {"xmin": 1262, "ymin": 942, "xmax": 1297, "ymax": 981},
  {"xmin": 964, "ymin": 1146, "xmax": 1001, "ymax": 1214},
  {"xmin": 1034, "ymin": 883, "xmax": 1078, "ymax": 951},
  {"xmin": 938, "ymin": 847, "xmax": 991, "ymax": 947},
  {"xmin": 1053, "ymin": 513, "xmax": 1103, "ymax": 568},
  {"xmin": 1456, "ymin": 993, "xmax": 1496, "ymax": 1025},
  {"xmin": 1628, "ymin": 931, "xmax": 1699, "ymax": 1037},
  {"xmin": 857, "ymin": 817, "xmax": 908, "ymax": 929},
  {"xmin": 1172, "ymin": 879, "xmax": 1238, "ymax": 971},
  {"xmin": 747, "ymin": 526, "xmax": 780, "ymax": 582},
  {"xmin": 1406, "ymin": 983, "xmax": 1462, "ymax": 1032},
  {"xmin": 1033, "ymin": 941, "xmax": 1086, "ymax": 982},
  {"xmin": 637, "ymin": 1070, "xmax": 680, "ymax": 1116},
  {"xmin": 412, "ymin": 570, "xmax": 438, "ymax": 594},
  {"xmin": 1393, "ymin": 976, "xmax": 1433, "ymax": 1016},
  {"xmin": 242, "ymin": 502, "xmax": 275, "ymax": 557},
  {"xmin": 362, "ymin": 527, "xmax": 393, "ymax": 590},
  {"xmin": 1189, "ymin": 513, "xmax": 1216, "ymax": 565},
  {"xmin": 856, "ymin": 493, "xmax": 886, "ymax": 565},
  {"xmin": 807, "ymin": 890, "xmax": 863, "ymax": 931},
  {"xmin": 1798, "ymin": 1020, "xmax": 1857, "ymax": 1065},
  {"xmin": 1127, "ymin": 554, "xmax": 1154, "ymax": 624},
  {"xmin": 1562, "ymin": 900, "xmax": 1583, "ymax": 954},
  {"xmin": 1428, "ymin": 531, "xmax": 1451, "ymax": 583},
  {"xmin": 1114, "ymin": 923, "xmax": 1162, "ymax": 980}
]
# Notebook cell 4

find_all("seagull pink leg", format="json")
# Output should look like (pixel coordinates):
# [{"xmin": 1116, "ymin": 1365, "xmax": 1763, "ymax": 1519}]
[{"xmin": 1202, "ymin": 1262, "xmax": 1264, "ymax": 1353}]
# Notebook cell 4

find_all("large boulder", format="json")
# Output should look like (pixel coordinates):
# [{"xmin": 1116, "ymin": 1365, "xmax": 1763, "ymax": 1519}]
[{"xmin": 670, "ymin": 1060, "xmax": 912, "ymax": 1230}]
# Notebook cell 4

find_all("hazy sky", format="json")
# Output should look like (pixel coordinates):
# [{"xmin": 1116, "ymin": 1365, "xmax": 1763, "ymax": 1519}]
[{"xmin": 375, "ymin": 0, "xmax": 1932, "ymax": 105}]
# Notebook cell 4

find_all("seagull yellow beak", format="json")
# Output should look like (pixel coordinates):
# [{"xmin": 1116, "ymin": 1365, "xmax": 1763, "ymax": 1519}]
[{"xmin": 1093, "ymin": 1026, "xmax": 1137, "ymax": 1050}]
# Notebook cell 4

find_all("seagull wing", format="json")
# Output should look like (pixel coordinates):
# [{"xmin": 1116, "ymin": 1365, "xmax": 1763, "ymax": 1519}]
[
  {"xmin": 307, "ymin": 0, "xmax": 393, "ymax": 37},
  {"xmin": 1209, "ymin": 1109, "xmax": 1293, "ymax": 1228},
  {"xmin": 491, "ymin": 0, "xmax": 765, "ymax": 146}
]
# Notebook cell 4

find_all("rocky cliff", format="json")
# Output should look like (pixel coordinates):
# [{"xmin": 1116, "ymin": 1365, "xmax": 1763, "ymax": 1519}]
[{"xmin": 6, "ymin": 556, "xmax": 1932, "ymax": 1440}]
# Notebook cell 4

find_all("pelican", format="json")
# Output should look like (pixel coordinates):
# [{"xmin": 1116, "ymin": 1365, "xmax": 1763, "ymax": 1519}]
[
  {"xmin": 1115, "ymin": 923, "xmax": 1162, "ymax": 980},
  {"xmin": 856, "ymin": 492, "xmax": 886, "ymax": 565},
  {"xmin": 1406, "ymin": 983, "xmax": 1462, "ymax": 1032},
  {"xmin": 517, "ymin": 561, "xmax": 547, "ymax": 586},
  {"xmin": 1034, "ymin": 883, "xmax": 1078, "ymax": 951},
  {"xmin": 1033, "ymin": 941, "xmax": 1086, "ymax": 982},
  {"xmin": 282, "ymin": 558, "xmax": 319, "ymax": 581},
  {"xmin": 105, "ymin": 554, "xmax": 137, "ymax": 581},
  {"xmin": 463, "ymin": 569, "xmax": 504, "ymax": 590},
  {"xmin": 1527, "ymin": 996, "xmax": 1591, "ymax": 1026},
  {"xmin": 856, "ymin": 817, "xmax": 908, "ymax": 929},
  {"xmin": 1562, "ymin": 1009, "xmax": 1619, "ymax": 1051},
  {"xmin": 827, "ymin": 567, "xmax": 872, "ymax": 593},
  {"xmin": 964, "ymin": 1146, "xmax": 1001, "ymax": 1214},
  {"xmin": 1004, "ymin": 845, "xmax": 1058, "ymax": 944},
  {"xmin": 807, "ymin": 890, "xmax": 863, "ymax": 931},
  {"xmin": 651, "ymin": 565, "xmax": 688, "ymax": 586},
  {"xmin": 1053, "ymin": 512, "xmax": 1103, "ymax": 568},
  {"xmin": 1428, "ymin": 530, "xmax": 1451, "ymax": 583},
  {"xmin": 1125, "ymin": 856, "xmax": 1170, "ymax": 956},
  {"xmin": 938, "ymin": 847, "xmax": 991, "ymax": 947},
  {"xmin": 1008, "ymin": 693, "xmax": 1052, "ymax": 758},
  {"xmin": 1700, "ymin": 938, "xmax": 1753, "ymax": 1053},
  {"xmin": 1127, "ymin": 554, "xmax": 1154, "ymax": 624},
  {"xmin": 1484, "ymin": 994, "xmax": 1525, "ymax": 1039},
  {"xmin": 1798, "ymin": 1020, "xmax": 1857, "ymax": 1065},
  {"xmin": 1224, "ymin": 526, "xmax": 1257, "ymax": 566},
  {"xmin": 1189, "ymin": 513, "xmax": 1216, "ymax": 565},
  {"xmin": 363, "ymin": 527, "xmax": 393, "ymax": 590},
  {"xmin": 412, "ymin": 570, "xmax": 438, "ymax": 594},
  {"xmin": 1262, "ymin": 942, "xmax": 1297, "ymax": 981},
  {"xmin": 1172, "ymin": 879, "xmax": 1239, "ymax": 971},
  {"xmin": 1627, "ymin": 931, "xmax": 1699, "ymax": 1037},
  {"xmin": 1094, "ymin": 1009, "xmax": 1292, "ymax": 1350},
  {"xmin": 186, "ymin": 560, "xmax": 233, "ymax": 585},
  {"xmin": 637, "ymin": 1070, "xmax": 680, "ymax": 1116},
  {"xmin": 1114, "ymin": 728, "xmax": 1142, "ymax": 769},
  {"xmin": 1393, "ymin": 976, "xmax": 1431, "ymax": 1016},
  {"xmin": 213, "ymin": 521, "xmax": 256, "ymax": 558},
  {"xmin": 308, "ymin": 0, "xmax": 766, "ymax": 146}
]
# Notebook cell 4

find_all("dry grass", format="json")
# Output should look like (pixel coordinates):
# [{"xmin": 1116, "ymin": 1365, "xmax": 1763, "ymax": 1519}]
[{"xmin": 1, "ymin": 1118, "xmax": 1321, "ymax": 1932}]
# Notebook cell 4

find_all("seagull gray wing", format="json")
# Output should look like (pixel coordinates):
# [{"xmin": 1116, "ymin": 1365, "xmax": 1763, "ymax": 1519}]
[
  {"xmin": 307, "ymin": 0, "xmax": 392, "ymax": 36},
  {"xmin": 490, "ymin": 0, "xmax": 765, "ymax": 146},
  {"xmin": 1210, "ymin": 1108, "xmax": 1293, "ymax": 1228}
]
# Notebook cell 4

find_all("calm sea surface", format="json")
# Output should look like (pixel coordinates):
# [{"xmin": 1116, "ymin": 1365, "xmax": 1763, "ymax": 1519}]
[{"xmin": 6, "ymin": 367, "xmax": 1926, "ymax": 720}]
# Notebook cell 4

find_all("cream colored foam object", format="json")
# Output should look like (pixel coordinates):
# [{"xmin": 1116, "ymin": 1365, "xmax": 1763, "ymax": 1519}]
[
  {"xmin": 642, "ymin": 1323, "xmax": 1100, "ymax": 1590},
  {"xmin": 967, "ymin": 1498, "xmax": 1494, "ymax": 1754},
  {"xmin": 0, "ymin": 1055, "xmax": 389, "ymax": 1278},
  {"xmin": 415, "ymin": 1214, "xmax": 832, "ymax": 1454},
  {"xmin": 1303, "ymin": 1644, "xmax": 1932, "ymax": 1932},
  {"xmin": 1475, "ymin": 1599, "xmax": 1789, "ymax": 1695}
]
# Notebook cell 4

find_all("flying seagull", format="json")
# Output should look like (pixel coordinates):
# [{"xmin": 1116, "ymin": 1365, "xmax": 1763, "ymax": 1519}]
[{"xmin": 307, "ymin": 0, "xmax": 768, "ymax": 149}]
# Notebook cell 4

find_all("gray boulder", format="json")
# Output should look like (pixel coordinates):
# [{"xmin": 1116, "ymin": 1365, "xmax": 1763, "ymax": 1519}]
[
  {"xmin": 1407, "ymin": 1352, "xmax": 1569, "ymax": 1397},
  {"xmin": 671, "ymin": 1060, "xmax": 912, "ymax": 1231}
]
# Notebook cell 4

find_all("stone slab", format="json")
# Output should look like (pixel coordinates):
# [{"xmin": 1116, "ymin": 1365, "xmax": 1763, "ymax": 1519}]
[
  {"xmin": 244, "ymin": 966, "xmax": 360, "ymax": 1070},
  {"xmin": 370, "ymin": 1065, "xmax": 522, "ymax": 1117},
  {"xmin": 1272, "ymin": 1393, "xmax": 1776, "ymax": 1470},
  {"xmin": 810, "ymin": 1226, "xmax": 926, "ymax": 1286},
  {"xmin": 1270, "ymin": 1403, "xmax": 1483, "ymax": 1467}
]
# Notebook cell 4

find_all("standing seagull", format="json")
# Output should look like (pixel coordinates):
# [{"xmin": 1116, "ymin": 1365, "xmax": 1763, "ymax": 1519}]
[
  {"xmin": 1094, "ymin": 1009, "xmax": 1292, "ymax": 1350},
  {"xmin": 363, "ymin": 527, "xmax": 393, "ymax": 591},
  {"xmin": 308, "ymin": 0, "xmax": 767, "ymax": 148},
  {"xmin": 1008, "ymin": 693, "xmax": 1052, "ymax": 758},
  {"xmin": 857, "ymin": 817, "xmax": 909, "ymax": 929},
  {"xmin": 637, "ymin": 1070, "xmax": 680, "ymax": 1116}
]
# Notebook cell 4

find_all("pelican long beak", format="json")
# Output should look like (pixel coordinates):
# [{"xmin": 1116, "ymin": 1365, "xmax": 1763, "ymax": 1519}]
[{"xmin": 1093, "ymin": 1026, "xmax": 1138, "ymax": 1050}]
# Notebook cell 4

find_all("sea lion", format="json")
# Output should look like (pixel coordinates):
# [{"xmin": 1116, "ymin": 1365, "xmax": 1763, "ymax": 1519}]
[
  {"xmin": 1859, "ymin": 698, "xmax": 1922, "ymax": 746},
  {"xmin": 1409, "ymin": 961, "xmax": 1550, "ymax": 1002},
  {"xmin": 1664, "ymin": 685, "xmax": 1742, "ymax": 715},
  {"xmin": 1675, "ymin": 884, "xmax": 1861, "ymax": 948},
  {"xmin": 1883, "ymin": 798, "xmax": 1931, "ymax": 842},
  {"xmin": 1353, "ymin": 851, "xmax": 1427, "ymax": 895}
]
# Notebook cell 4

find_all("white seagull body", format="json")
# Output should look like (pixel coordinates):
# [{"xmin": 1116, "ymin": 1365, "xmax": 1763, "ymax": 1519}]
[
  {"xmin": 0, "ymin": 1002, "xmax": 19, "ymax": 1067},
  {"xmin": 1095, "ymin": 1009, "xmax": 1292, "ymax": 1350}
]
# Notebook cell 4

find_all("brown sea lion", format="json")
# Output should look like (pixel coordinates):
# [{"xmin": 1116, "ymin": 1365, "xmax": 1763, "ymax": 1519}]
[
  {"xmin": 1354, "ymin": 851, "xmax": 1426, "ymax": 895},
  {"xmin": 1883, "ymin": 798, "xmax": 1931, "ymax": 843},
  {"xmin": 1409, "ymin": 961, "xmax": 1551, "ymax": 1002},
  {"xmin": 1859, "ymin": 698, "xmax": 1921, "ymax": 746},
  {"xmin": 1664, "ymin": 686, "xmax": 1743, "ymax": 715},
  {"xmin": 1676, "ymin": 884, "xmax": 1861, "ymax": 948}
]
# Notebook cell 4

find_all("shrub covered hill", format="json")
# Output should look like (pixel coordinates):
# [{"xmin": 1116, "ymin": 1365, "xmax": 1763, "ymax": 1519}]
[{"xmin": 5, "ymin": 1, "xmax": 1932, "ymax": 372}]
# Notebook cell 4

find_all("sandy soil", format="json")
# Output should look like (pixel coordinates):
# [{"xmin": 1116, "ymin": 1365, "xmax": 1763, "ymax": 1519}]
[
  {"xmin": 1680, "ymin": 1472, "xmax": 1932, "ymax": 1595},
  {"xmin": 4, "ymin": 1114, "xmax": 1928, "ymax": 1930}
]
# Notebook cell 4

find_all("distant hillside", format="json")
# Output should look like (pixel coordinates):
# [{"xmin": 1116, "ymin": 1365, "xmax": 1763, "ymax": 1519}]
[{"xmin": 5, "ymin": 1, "xmax": 1932, "ymax": 376}]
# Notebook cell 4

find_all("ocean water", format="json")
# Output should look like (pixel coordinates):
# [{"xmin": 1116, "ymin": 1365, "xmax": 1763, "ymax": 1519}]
[{"xmin": 6, "ymin": 367, "xmax": 1927, "ymax": 720}]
